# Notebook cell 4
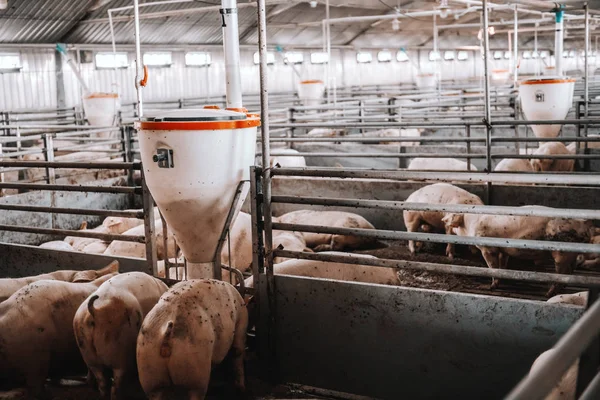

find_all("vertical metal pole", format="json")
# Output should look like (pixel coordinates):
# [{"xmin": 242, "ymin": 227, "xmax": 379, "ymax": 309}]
[
  {"xmin": 287, "ymin": 108, "xmax": 295, "ymax": 149},
  {"xmin": 466, "ymin": 125, "xmax": 472, "ymax": 171},
  {"xmin": 325, "ymin": 0, "xmax": 331, "ymax": 105},
  {"xmin": 483, "ymin": 0, "xmax": 493, "ymax": 205},
  {"xmin": 483, "ymin": 0, "xmax": 492, "ymax": 173},
  {"xmin": 257, "ymin": 0, "xmax": 276, "ymax": 381},
  {"xmin": 123, "ymin": 126, "xmax": 135, "ymax": 208},
  {"xmin": 43, "ymin": 134, "xmax": 57, "ymax": 229},
  {"xmin": 133, "ymin": 0, "xmax": 144, "ymax": 118},
  {"xmin": 513, "ymin": 5, "xmax": 519, "ymax": 85},
  {"xmin": 584, "ymin": 4, "xmax": 590, "ymax": 172},
  {"xmin": 0, "ymin": 143, "xmax": 3, "ymax": 197},
  {"xmin": 534, "ymin": 23, "xmax": 539, "ymax": 76},
  {"xmin": 577, "ymin": 289, "xmax": 600, "ymax": 397},
  {"xmin": 141, "ymin": 170, "xmax": 157, "ymax": 276}
]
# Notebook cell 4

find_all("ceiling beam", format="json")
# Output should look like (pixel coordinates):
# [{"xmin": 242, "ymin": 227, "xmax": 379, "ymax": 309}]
[
  {"xmin": 344, "ymin": 1, "xmax": 418, "ymax": 45},
  {"xmin": 239, "ymin": 2, "xmax": 300, "ymax": 44}
]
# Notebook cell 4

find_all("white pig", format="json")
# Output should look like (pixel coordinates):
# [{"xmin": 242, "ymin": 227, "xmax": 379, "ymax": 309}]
[
  {"xmin": 272, "ymin": 230, "xmax": 313, "ymax": 263},
  {"xmin": 245, "ymin": 253, "xmax": 398, "ymax": 288},
  {"xmin": 64, "ymin": 221, "xmax": 111, "ymax": 252},
  {"xmin": 408, "ymin": 157, "xmax": 478, "ymax": 171},
  {"xmin": 494, "ymin": 158, "xmax": 535, "ymax": 172},
  {"xmin": 104, "ymin": 219, "xmax": 177, "ymax": 260},
  {"xmin": 547, "ymin": 291, "xmax": 588, "ymax": 307},
  {"xmin": 102, "ymin": 216, "xmax": 144, "ymax": 235},
  {"xmin": 0, "ymin": 261, "xmax": 120, "ymax": 303},
  {"xmin": 403, "ymin": 183, "xmax": 484, "ymax": 259},
  {"xmin": 136, "ymin": 280, "xmax": 248, "ymax": 399},
  {"xmin": 220, "ymin": 212, "xmax": 253, "ymax": 273},
  {"xmin": 269, "ymin": 148, "xmax": 306, "ymax": 168},
  {"xmin": 530, "ymin": 142, "xmax": 575, "ymax": 172},
  {"xmin": 529, "ymin": 348, "xmax": 578, "ymax": 400},
  {"xmin": 39, "ymin": 241, "xmax": 75, "ymax": 252},
  {"xmin": 73, "ymin": 272, "xmax": 168, "ymax": 400},
  {"xmin": 277, "ymin": 210, "xmax": 377, "ymax": 252},
  {"xmin": 444, "ymin": 208, "xmax": 594, "ymax": 296},
  {"xmin": 0, "ymin": 264, "xmax": 119, "ymax": 398}
]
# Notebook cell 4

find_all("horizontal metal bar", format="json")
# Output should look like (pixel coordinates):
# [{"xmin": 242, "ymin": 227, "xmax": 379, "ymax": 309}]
[
  {"xmin": 272, "ymin": 250, "xmax": 600, "ymax": 288},
  {"xmin": 506, "ymin": 299, "xmax": 600, "ymax": 400},
  {"xmin": 0, "ymin": 161, "xmax": 140, "ymax": 169},
  {"xmin": 0, "ymin": 204, "xmax": 144, "ymax": 218},
  {"xmin": 271, "ymin": 168, "xmax": 600, "ymax": 186},
  {"xmin": 272, "ymin": 222, "xmax": 600, "ymax": 254},
  {"xmin": 267, "ymin": 152, "xmax": 486, "ymax": 159},
  {"xmin": 271, "ymin": 195, "xmax": 600, "ymax": 220},
  {"xmin": 0, "ymin": 182, "xmax": 140, "ymax": 194},
  {"xmin": 0, "ymin": 224, "xmax": 145, "ymax": 243},
  {"xmin": 494, "ymin": 154, "xmax": 600, "ymax": 160},
  {"xmin": 267, "ymin": 137, "xmax": 487, "ymax": 143}
]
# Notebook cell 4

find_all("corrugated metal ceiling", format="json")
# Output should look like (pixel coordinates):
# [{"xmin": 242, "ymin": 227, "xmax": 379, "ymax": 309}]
[{"xmin": 0, "ymin": 0, "xmax": 574, "ymax": 47}]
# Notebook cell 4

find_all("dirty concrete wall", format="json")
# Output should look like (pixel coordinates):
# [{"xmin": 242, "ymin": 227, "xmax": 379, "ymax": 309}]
[{"xmin": 266, "ymin": 275, "xmax": 583, "ymax": 400}]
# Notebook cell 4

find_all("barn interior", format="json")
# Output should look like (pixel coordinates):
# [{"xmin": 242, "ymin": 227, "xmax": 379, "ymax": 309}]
[{"xmin": 0, "ymin": 0, "xmax": 600, "ymax": 399}]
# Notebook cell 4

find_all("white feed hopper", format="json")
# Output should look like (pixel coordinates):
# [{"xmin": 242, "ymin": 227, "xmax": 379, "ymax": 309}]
[
  {"xmin": 82, "ymin": 92, "xmax": 120, "ymax": 133},
  {"xmin": 491, "ymin": 69, "xmax": 510, "ymax": 83},
  {"xmin": 136, "ymin": 107, "xmax": 259, "ymax": 278},
  {"xmin": 415, "ymin": 73, "xmax": 437, "ymax": 89},
  {"xmin": 298, "ymin": 80, "xmax": 325, "ymax": 106},
  {"xmin": 519, "ymin": 76, "xmax": 575, "ymax": 138}
]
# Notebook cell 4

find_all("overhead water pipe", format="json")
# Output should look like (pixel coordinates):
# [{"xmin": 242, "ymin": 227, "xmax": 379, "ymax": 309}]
[
  {"xmin": 133, "ymin": 0, "xmax": 144, "ymax": 117},
  {"xmin": 221, "ymin": 0, "xmax": 243, "ymax": 109},
  {"xmin": 555, "ymin": 6, "xmax": 565, "ymax": 75},
  {"xmin": 514, "ymin": 5, "xmax": 519, "ymax": 84}
]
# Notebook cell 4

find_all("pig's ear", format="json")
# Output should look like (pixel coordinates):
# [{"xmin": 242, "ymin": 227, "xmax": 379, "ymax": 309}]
[
  {"xmin": 303, "ymin": 247, "xmax": 314, "ymax": 253},
  {"xmin": 79, "ymin": 221, "xmax": 88, "ymax": 230},
  {"xmin": 442, "ymin": 213, "xmax": 463, "ymax": 228},
  {"xmin": 72, "ymin": 270, "xmax": 96, "ymax": 283},
  {"xmin": 97, "ymin": 260, "xmax": 120, "ymax": 276},
  {"xmin": 105, "ymin": 219, "xmax": 122, "ymax": 227}
]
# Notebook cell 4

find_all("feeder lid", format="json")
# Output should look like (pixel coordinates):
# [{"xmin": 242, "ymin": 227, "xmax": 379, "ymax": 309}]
[
  {"xmin": 142, "ymin": 108, "xmax": 247, "ymax": 122},
  {"xmin": 137, "ymin": 107, "xmax": 260, "ymax": 130},
  {"xmin": 521, "ymin": 76, "xmax": 576, "ymax": 85}
]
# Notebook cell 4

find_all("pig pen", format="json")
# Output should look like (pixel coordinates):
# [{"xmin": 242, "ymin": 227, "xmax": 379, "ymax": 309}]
[{"xmin": 249, "ymin": 162, "xmax": 600, "ymax": 399}]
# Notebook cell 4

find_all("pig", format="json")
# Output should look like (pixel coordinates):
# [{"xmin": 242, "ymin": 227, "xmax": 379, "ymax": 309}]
[
  {"xmin": 306, "ymin": 128, "xmax": 346, "ymax": 144},
  {"xmin": 272, "ymin": 230, "xmax": 313, "ymax": 263},
  {"xmin": 102, "ymin": 216, "xmax": 144, "ymax": 235},
  {"xmin": 244, "ymin": 253, "xmax": 398, "ymax": 287},
  {"xmin": 0, "ymin": 261, "xmax": 120, "ymax": 303},
  {"xmin": 530, "ymin": 142, "xmax": 575, "ymax": 172},
  {"xmin": 277, "ymin": 210, "xmax": 377, "ymax": 252},
  {"xmin": 402, "ymin": 183, "xmax": 484, "ymax": 259},
  {"xmin": 494, "ymin": 158, "xmax": 535, "ymax": 172},
  {"xmin": 104, "ymin": 219, "xmax": 177, "ymax": 260},
  {"xmin": 64, "ymin": 221, "xmax": 111, "ymax": 252},
  {"xmin": 220, "ymin": 212, "xmax": 253, "ymax": 272},
  {"xmin": 136, "ymin": 279, "xmax": 248, "ymax": 399},
  {"xmin": 444, "ymin": 208, "xmax": 594, "ymax": 296},
  {"xmin": 576, "ymin": 234, "xmax": 600, "ymax": 270},
  {"xmin": 39, "ymin": 240, "xmax": 75, "ymax": 252},
  {"xmin": 547, "ymin": 291, "xmax": 588, "ymax": 307},
  {"xmin": 0, "ymin": 262, "xmax": 119, "ymax": 398},
  {"xmin": 73, "ymin": 272, "xmax": 168, "ymax": 400},
  {"xmin": 408, "ymin": 157, "xmax": 478, "ymax": 171},
  {"xmin": 529, "ymin": 349, "xmax": 578, "ymax": 400},
  {"xmin": 269, "ymin": 148, "xmax": 306, "ymax": 168},
  {"xmin": 81, "ymin": 240, "xmax": 110, "ymax": 254}
]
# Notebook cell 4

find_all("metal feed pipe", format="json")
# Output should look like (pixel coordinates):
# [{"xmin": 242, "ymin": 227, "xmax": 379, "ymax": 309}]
[
  {"xmin": 556, "ymin": 7, "xmax": 565, "ymax": 75},
  {"xmin": 221, "ymin": 0, "xmax": 243, "ymax": 109}
]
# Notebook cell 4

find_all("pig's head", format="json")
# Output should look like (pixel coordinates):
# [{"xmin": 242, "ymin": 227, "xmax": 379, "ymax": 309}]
[
  {"xmin": 442, "ymin": 213, "xmax": 465, "ymax": 234},
  {"xmin": 72, "ymin": 260, "xmax": 120, "ymax": 283},
  {"xmin": 530, "ymin": 158, "xmax": 552, "ymax": 172},
  {"xmin": 102, "ymin": 217, "xmax": 122, "ymax": 232}
]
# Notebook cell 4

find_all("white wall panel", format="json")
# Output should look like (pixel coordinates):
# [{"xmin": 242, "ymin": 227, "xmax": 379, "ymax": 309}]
[{"xmin": 4, "ymin": 46, "xmax": 591, "ymax": 112}]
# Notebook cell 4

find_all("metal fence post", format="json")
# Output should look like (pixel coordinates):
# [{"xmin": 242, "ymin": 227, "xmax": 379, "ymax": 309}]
[
  {"xmin": 123, "ymin": 126, "xmax": 136, "ymax": 207},
  {"xmin": 141, "ymin": 169, "xmax": 158, "ymax": 276},
  {"xmin": 43, "ymin": 134, "xmax": 57, "ymax": 228}
]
